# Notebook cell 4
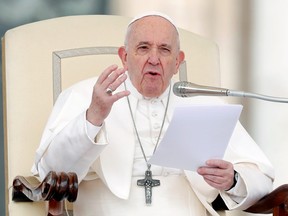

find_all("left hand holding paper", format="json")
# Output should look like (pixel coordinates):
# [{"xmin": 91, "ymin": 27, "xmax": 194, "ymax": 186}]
[{"xmin": 197, "ymin": 159, "xmax": 234, "ymax": 191}]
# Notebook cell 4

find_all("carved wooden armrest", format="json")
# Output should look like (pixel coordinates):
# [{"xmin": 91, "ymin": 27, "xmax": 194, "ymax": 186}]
[
  {"xmin": 12, "ymin": 171, "xmax": 78, "ymax": 216},
  {"xmin": 245, "ymin": 184, "xmax": 288, "ymax": 216},
  {"xmin": 212, "ymin": 184, "xmax": 288, "ymax": 215}
]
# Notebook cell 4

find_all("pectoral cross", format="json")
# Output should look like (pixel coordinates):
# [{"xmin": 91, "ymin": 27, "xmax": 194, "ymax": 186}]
[{"xmin": 137, "ymin": 169, "xmax": 160, "ymax": 204}]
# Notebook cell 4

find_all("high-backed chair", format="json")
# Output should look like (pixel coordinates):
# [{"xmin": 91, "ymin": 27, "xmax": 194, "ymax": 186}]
[{"xmin": 2, "ymin": 15, "xmax": 288, "ymax": 216}]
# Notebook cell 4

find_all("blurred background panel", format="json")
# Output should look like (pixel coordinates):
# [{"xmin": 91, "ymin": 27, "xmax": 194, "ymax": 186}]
[{"xmin": 1, "ymin": 1, "xmax": 288, "ymax": 215}]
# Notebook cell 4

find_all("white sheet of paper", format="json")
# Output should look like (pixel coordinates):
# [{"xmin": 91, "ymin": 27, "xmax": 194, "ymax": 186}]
[{"xmin": 149, "ymin": 104, "xmax": 243, "ymax": 171}]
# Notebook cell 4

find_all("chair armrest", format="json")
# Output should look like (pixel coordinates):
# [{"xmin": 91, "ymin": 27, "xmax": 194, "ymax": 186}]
[
  {"xmin": 12, "ymin": 171, "xmax": 78, "ymax": 216},
  {"xmin": 245, "ymin": 184, "xmax": 288, "ymax": 215},
  {"xmin": 212, "ymin": 184, "xmax": 288, "ymax": 215},
  {"xmin": 12, "ymin": 171, "xmax": 78, "ymax": 202}
]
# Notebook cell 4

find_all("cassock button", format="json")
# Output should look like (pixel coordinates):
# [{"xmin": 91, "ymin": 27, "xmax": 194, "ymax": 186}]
[
  {"xmin": 151, "ymin": 111, "xmax": 158, "ymax": 117},
  {"xmin": 151, "ymin": 99, "xmax": 158, "ymax": 104},
  {"xmin": 153, "ymin": 123, "xmax": 160, "ymax": 129}
]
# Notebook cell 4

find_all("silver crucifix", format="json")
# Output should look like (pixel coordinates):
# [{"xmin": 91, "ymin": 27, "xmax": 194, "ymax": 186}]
[{"xmin": 137, "ymin": 169, "xmax": 160, "ymax": 204}]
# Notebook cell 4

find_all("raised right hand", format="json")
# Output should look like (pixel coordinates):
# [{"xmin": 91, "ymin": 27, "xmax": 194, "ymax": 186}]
[{"xmin": 86, "ymin": 64, "xmax": 130, "ymax": 126}]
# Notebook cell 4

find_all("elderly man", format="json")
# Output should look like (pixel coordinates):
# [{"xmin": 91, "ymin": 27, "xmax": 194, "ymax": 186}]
[{"xmin": 32, "ymin": 12, "xmax": 274, "ymax": 216}]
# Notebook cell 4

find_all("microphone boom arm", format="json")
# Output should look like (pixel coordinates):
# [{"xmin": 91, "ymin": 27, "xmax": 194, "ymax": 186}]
[
  {"xmin": 228, "ymin": 90, "xmax": 288, "ymax": 103},
  {"xmin": 173, "ymin": 81, "xmax": 288, "ymax": 103}
]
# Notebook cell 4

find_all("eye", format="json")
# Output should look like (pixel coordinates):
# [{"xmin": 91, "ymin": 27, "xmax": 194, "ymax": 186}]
[
  {"xmin": 159, "ymin": 46, "xmax": 171, "ymax": 56},
  {"xmin": 136, "ymin": 45, "xmax": 150, "ymax": 55}
]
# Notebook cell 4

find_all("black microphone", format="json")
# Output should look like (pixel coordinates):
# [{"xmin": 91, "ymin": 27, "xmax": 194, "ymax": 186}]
[{"xmin": 173, "ymin": 81, "xmax": 288, "ymax": 103}]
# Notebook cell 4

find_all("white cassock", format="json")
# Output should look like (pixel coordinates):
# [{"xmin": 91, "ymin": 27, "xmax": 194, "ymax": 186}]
[{"xmin": 32, "ymin": 76, "xmax": 274, "ymax": 216}]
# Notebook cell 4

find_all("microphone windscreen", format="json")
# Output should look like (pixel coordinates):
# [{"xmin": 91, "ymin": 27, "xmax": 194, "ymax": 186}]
[{"xmin": 173, "ymin": 81, "xmax": 190, "ymax": 97}]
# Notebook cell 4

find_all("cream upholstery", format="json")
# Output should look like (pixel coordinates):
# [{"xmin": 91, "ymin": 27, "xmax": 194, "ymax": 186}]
[{"xmin": 2, "ymin": 15, "xmax": 220, "ymax": 215}]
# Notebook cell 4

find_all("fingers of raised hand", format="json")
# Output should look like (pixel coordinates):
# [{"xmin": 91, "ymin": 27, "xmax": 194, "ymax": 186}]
[
  {"xmin": 97, "ymin": 64, "xmax": 119, "ymax": 84},
  {"xmin": 97, "ymin": 65, "xmax": 127, "ymax": 96},
  {"xmin": 105, "ymin": 73, "xmax": 128, "ymax": 96}
]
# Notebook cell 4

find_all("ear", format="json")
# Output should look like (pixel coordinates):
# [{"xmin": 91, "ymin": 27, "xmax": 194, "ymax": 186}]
[
  {"xmin": 174, "ymin": 51, "xmax": 185, "ymax": 74},
  {"xmin": 118, "ymin": 46, "xmax": 128, "ymax": 69}
]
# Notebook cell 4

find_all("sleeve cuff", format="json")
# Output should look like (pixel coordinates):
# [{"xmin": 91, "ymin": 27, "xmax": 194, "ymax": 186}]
[
  {"xmin": 220, "ymin": 173, "xmax": 247, "ymax": 207},
  {"xmin": 86, "ymin": 120, "xmax": 102, "ymax": 141}
]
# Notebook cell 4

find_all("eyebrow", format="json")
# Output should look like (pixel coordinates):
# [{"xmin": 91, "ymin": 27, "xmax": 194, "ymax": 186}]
[
  {"xmin": 137, "ymin": 41, "xmax": 150, "ymax": 46},
  {"xmin": 137, "ymin": 41, "xmax": 172, "ymax": 49}
]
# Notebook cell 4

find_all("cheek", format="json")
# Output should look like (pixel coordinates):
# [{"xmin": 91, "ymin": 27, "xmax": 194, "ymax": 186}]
[
  {"xmin": 127, "ymin": 55, "xmax": 145, "ymax": 70},
  {"xmin": 164, "ymin": 60, "xmax": 178, "ymax": 76},
  {"xmin": 129, "ymin": 60, "xmax": 147, "ymax": 79},
  {"xmin": 128, "ymin": 69, "xmax": 142, "ymax": 87}
]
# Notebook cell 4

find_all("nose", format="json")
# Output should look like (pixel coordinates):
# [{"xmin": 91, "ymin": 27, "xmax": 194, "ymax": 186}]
[{"xmin": 147, "ymin": 48, "xmax": 160, "ymax": 65}]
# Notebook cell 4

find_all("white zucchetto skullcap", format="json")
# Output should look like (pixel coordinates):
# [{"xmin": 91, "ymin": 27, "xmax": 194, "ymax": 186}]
[{"xmin": 128, "ymin": 11, "xmax": 178, "ymax": 33}]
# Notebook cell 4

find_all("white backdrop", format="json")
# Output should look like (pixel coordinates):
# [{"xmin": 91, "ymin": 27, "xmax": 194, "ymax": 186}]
[{"xmin": 249, "ymin": 0, "xmax": 288, "ymax": 187}]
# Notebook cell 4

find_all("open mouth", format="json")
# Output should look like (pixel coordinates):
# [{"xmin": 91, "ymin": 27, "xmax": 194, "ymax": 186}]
[{"xmin": 148, "ymin": 72, "xmax": 159, "ymax": 76}]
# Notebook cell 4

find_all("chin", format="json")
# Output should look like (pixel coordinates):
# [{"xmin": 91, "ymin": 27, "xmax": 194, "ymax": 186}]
[
  {"xmin": 140, "ymin": 80, "xmax": 165, "ymax": 97},
  {"xmin": 142, "ymin": 88, "xmax": 163, "ymax": 98}
]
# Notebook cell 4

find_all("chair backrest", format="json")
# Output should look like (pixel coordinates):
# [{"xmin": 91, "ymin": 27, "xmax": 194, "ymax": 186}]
[{"xmin": 2, "ymin": 15, "xmax": 220, "ymax": 215}]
